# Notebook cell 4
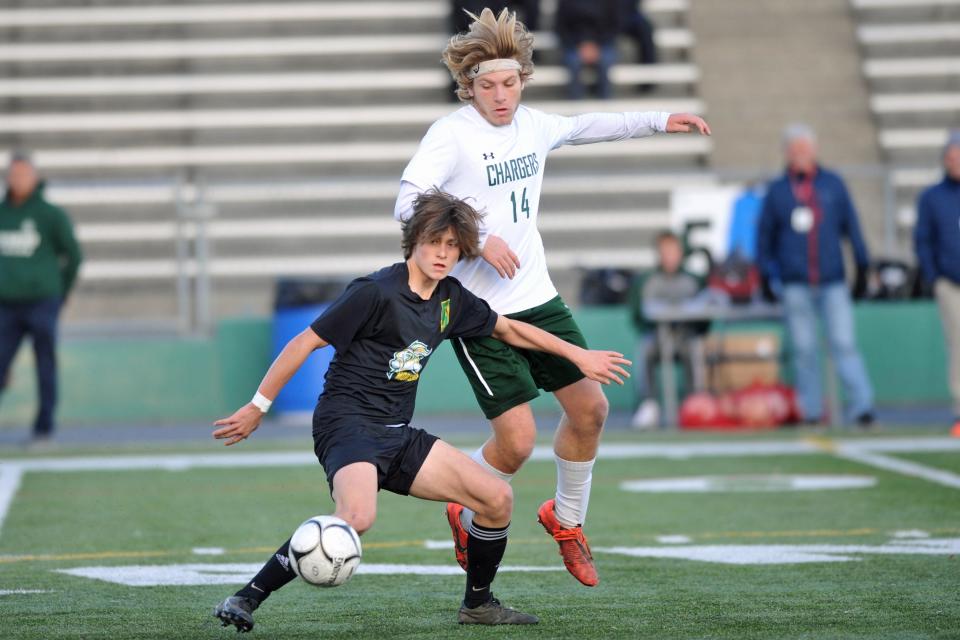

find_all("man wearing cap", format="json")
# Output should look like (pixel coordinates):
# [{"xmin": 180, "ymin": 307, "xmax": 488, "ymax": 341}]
[
  {"xmin": 757, "ymin": 124, "xmax": 874, "ymax": 428},
  {"xmin": 0, "ymin": 152, "xmax": 82, "ymax": 445},
  {"xmin": 914, "ymin": 130, "xmax": 960, "ymax": 434},
  {"xmin": 393, "ymin": 7, "xmax": 709, "ymax": 587}
]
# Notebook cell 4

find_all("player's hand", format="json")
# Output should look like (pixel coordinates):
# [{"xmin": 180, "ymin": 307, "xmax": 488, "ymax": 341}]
[
  {"xmin": 212, "ymin": 403, "xmax": 263, "ymax": 446},
  {"xmin": 666, "ymin": 113, "xmax": 711, "ymax": 135},
  {"xmin": 574, "ymin": 349, "xmax": 632, "ymax": 386},
  {"xmin": 482, "ymin": 234, "xmax": 521, "ymax": 279}
]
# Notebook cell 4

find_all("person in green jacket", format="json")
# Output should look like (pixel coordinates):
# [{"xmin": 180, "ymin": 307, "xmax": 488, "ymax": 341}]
[{"xmin": 0, "ymin": 151, "xmax": 82, "ymax": 444}]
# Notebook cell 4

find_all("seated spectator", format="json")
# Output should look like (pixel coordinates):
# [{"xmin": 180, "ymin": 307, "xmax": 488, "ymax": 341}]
[
  {"xmin": 620, "ymin": 0, "xmax": 657, "ymax": 92},
  {"xmin": 555, "ymin": 0, "xmax": 621, "ymax": 100},
  {"xmin": 628, "ymin": 231, "xmax": 706, "ymax": 429}
]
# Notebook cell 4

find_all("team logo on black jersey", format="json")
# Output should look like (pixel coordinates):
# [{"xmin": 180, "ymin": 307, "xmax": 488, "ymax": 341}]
[
  {"xmin": 387, "ymin": 340, "xmax": 433, "ymax": 382},
  {"xmin": 440, "ymin": 299, "xmax": 451, "ymax": 332}
]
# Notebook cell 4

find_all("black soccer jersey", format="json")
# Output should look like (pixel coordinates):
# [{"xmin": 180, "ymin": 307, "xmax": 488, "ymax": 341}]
[{"xmin": 310, "ymin": 262, "xmax": 498, "ymax": 424}]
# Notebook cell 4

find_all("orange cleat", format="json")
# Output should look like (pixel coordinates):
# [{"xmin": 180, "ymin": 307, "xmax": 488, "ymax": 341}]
[
  {"xmin": 951, "ymin": 421, "xmax": 960, "ymax": 438},
  {"xmin": 536, "ymin": 499, "xmax": 599, "ymax": 587},
  {"xmin": 445, "ymin": 502, "xmax": 469, "ymax": 571}
]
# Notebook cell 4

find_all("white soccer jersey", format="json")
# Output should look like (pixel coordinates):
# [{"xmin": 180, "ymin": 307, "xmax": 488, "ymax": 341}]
[{"xmin": 395, "ymin": 104, "xmax": 670, "ymax": 315}]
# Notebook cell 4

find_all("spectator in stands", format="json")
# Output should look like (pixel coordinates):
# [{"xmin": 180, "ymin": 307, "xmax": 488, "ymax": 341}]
[
  {"xmin": 620, "ymin": 0, "xmax": 657, "ymax": 92},
  {"xmin": 756, "ymin": 124, "xmax": 874, "ymax": 428},
  {"xmin": 914, "ymin": 130, "xmax": 960, "ymax": 434},
  {"xmin": 627, "ymin": 231, "xmax": 705, "ymax": 429},
  {"xmin": 0, "ymin": 151, "xmax": 82, "ymax": 446},
  {"xmin": 555, "ymin": 0, "xmax": 621, "ymax": 100}
]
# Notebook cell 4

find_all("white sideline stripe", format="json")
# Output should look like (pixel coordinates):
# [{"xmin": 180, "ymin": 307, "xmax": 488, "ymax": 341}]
[
  {"xmin": 0, "ymin": 64, "xmax": 699, "ymax": 98},
  {"xmin": 46, "ymin": 173, "xmax": 716, "ymax": 208},
  {"xmin": 0, "ymin": 30, "xmax": 692, "ymax": 63},
  {"xmin": 0, "ymin": 99, "xmax": 707, "ymax": 134},
  {"xmin": 3, "ymin": 438, "xmax": 958, "ymax": 472},
  {"xmin": 0, "ymin": 465, "xmax": 23, "ymax": 534},
  {"xmin": 0, "ymin": 589, "xmax": 52, "ymax": 596},
  {"xmin": 871, "ymin": 93, "xmax": 960, "ymax": 113},
  {"xmin": 75, "ymin": 210, "xmax": 671, "ymax": 244},
  {"xmin": 2, "ymin": 438, "xmax": 959, "ymax": 538},
  {"xmin": 834, "ymin": 447, "xmax": 960, "ymax": 489},
  {"xmin": 457, "ymin": 339, "xmax": 494, "ymax": 397},
  {"xmin": 77, "ymin": 248, "xmax": 661, "ymax": 281},
  {"xmin": 57, "ymin": 563, "xmax": 562, "ymax": 586},
  {"xmin": 858, "ymin": 23, "xmax": 960, "ymax": 44},
  {"xmin": 864, "ymin": 57, "xmax": 960, "ymax": 78},
  {"xmin": 597, "ymin": 538, "xmax": 960, "ymax": 565},
  {"xmin": 0, "ymin": 0, "xmax": 688, "ymax": 28},
  {"xmin": 880, "ymin": 128, "xmax": 954, "ymax": 149},
  {"xmin": 27, "ymin": 138, "xmax": 711, "ymax": 171}
]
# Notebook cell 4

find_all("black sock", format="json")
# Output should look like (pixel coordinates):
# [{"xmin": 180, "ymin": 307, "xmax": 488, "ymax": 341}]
[
  {"xmin": 235, "ymin": 538, "xmax": 297, "ymax": 605},
  {"xmin": 463, "ymin": 522, "xmax": 509, "ymax": 608}
]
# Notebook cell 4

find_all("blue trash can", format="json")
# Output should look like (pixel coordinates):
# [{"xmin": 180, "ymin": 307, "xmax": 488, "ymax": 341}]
[{"xmin": 271, "ymin": 279, "xmax": 348, "ymax": 415}]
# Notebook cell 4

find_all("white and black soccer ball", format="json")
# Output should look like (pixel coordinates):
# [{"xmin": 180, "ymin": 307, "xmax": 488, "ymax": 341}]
[{"xmin": 288, "ymin": 515, "xmax": 362, "ymax": 588}]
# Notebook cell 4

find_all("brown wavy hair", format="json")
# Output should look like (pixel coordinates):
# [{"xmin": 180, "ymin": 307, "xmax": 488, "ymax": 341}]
[{"xmin": 401, "ymin": 189, "xmax": 484, "ymax": 261}]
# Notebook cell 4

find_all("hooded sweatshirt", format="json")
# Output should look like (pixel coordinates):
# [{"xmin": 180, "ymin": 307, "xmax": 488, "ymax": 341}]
[{"xmin": 0, "ymin": 183, "xmax": 83, "ymax": 302}]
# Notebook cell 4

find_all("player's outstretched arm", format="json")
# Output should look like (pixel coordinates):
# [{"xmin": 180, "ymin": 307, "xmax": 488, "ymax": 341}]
[
  {"xmin": 212, "ymin": 328, "xmax": 329, "ymax": 446},
  {"xmin": 665, "ymin": 113, "xmax": 711, "ymax": 135},
  {"xmin": 491, "ymin": 316, "xmax": 631, "ymax": 386}
]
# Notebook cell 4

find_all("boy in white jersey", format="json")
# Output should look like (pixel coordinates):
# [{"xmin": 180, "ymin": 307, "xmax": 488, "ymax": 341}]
[{"xmin": 393, "ymin": 8, "xmax": 711, "ymax": 587}]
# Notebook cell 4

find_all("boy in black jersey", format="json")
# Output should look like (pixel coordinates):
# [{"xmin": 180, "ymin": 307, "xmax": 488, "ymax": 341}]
[{"xmin": 211, "ymin": 190, "xmax": 630, "ymax": 632}]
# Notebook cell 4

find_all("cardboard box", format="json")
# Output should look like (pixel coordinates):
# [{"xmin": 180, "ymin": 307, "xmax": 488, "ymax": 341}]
[{"xmin": 704, "ymin": 332, "xmax": 781, "ymax": 392}]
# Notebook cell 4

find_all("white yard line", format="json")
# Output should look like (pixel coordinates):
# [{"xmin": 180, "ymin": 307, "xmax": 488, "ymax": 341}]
[
  {"xmin": 0, "ymin": 465, "xmax": 23, "ymax": 533},
  {"xmin": 834, "ymin": 447, "xmax": 960, "ymax": 490},
  {"xmin": 1, "ymin": 437, "xmax": 958, "ymax": 538}
]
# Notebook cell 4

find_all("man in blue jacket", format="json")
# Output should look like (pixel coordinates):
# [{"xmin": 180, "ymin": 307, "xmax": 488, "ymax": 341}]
[
  {"xmin": 757, "ymin": 124, "xmax": 874, "ymax": 427},
  {"xmin": 914, "ymin": 130, "xmax": 960, "ymax": 432}
]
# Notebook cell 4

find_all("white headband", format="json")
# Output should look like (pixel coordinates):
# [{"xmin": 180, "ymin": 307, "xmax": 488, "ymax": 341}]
[{"xmin": 466, "ymin": 58, "xmax": 522, "ymax": 80}]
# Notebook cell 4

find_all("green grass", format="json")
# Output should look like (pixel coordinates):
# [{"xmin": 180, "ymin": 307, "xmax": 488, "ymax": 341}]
[{"xmin": 1, "ymin": 433, "xmax": 959, "ymax": 639}]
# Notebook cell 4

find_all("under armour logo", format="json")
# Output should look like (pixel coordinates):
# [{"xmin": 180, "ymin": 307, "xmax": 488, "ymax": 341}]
[{"xmin": 483, "ymin": 152, "xmax": 495, "ymax": 160}]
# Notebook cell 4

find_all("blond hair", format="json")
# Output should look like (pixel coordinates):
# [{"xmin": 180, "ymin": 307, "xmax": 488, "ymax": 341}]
[
  {"xmin": 401, "ymin": 189, "xmax": 484, "ymax": 261},
  {"xmin": 442, "ymin": 7, "xmax": 534, "ymax": 102}
]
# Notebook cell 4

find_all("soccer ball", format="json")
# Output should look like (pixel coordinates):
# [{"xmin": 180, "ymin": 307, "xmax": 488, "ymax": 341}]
[{"xmin": 287, "ymin": 515, "xmax": 362, "ymax": 587}]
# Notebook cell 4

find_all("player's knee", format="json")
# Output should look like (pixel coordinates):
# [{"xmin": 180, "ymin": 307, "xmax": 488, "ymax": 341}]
[
  {"xmin": 496, "ymin": 433, "xmax": 535, "ymax": 471},
  {"xmin": 575, "ymin": 393, "xmax": 609, "ymax": 433},
  {"xmin": 482, "ymin": 480, "xmax": 514, "ymax": 524},
  {"xmin": 339, "ymin": 508, "xmax": 376, "ymax": 535}
]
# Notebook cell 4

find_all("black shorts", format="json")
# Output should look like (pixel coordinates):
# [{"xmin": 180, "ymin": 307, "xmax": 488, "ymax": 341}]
[{"xmin": 312, "ymin": 416, "xmax": 439, "ymax": 496}]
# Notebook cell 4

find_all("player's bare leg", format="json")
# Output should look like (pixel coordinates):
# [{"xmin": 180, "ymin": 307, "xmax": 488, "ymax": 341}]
[
  {"xmin": 330, "ymin": 462, "xmax": 379, "ymax": 535},
  {"xmin": 537, "ymin": 377, "xmax": 608, "ymax": 586},
  {"xmin": 448, "ymin": 404, "xmax": 535, "ymax": 567},
  {"xmin": 215, "ymin": 463, "xmax": 380, "ymax": 632},
  {"xmin": 412, "ymin": 440, "xmax": 538, "ymax": 625}
]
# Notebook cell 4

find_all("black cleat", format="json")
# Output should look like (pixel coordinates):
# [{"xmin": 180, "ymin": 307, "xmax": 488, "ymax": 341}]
[
  {"xmin": 458, "ymin": 595, "xmax": 539, "ymax": 625},
  {"xmin": 213, "ymin": 595, "xmax": 258, "ymax": 633}
]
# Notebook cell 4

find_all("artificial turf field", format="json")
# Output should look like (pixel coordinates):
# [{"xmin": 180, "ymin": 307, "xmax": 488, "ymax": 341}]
[{"xmin": 1, "ymin": 429, "xmax": 958, "ymax": 639}]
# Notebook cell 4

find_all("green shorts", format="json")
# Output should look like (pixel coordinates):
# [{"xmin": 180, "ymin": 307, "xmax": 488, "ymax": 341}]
[{"xmin": 451, "ymin": 295, "xmax": 587, "ymax": 420}]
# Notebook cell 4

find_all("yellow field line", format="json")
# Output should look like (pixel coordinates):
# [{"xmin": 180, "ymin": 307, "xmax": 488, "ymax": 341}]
[
  {"xmin": 4, "ymin": 527, "xmax": 958, "ymax": 564},
  {"xmin": 803, "ymin": 435, "xmax": 838, "ymax": 453}
]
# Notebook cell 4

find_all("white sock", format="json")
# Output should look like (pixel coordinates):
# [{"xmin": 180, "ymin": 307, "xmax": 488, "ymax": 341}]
[
  {"xmin": 461, "ymin": 448, "xmax": 514, "ymax": 529},
  {"xmin": 554, "ymin": 456, "xmax": 595, "ymax": 528}
]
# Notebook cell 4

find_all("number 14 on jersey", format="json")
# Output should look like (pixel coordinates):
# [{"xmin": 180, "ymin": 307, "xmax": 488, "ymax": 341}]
[{"xmin": 510, "ymin": 188, "xmax": 530, "ymax": 223}]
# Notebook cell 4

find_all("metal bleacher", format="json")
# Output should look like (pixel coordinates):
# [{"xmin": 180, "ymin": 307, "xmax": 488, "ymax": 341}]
[
  {"xmin": 853, "ymin": 0, "xmax": 960, "ymax": 234},
  {"xmin": 0, "ymin": 0, "xmax": 713, "ymax": 325}
]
